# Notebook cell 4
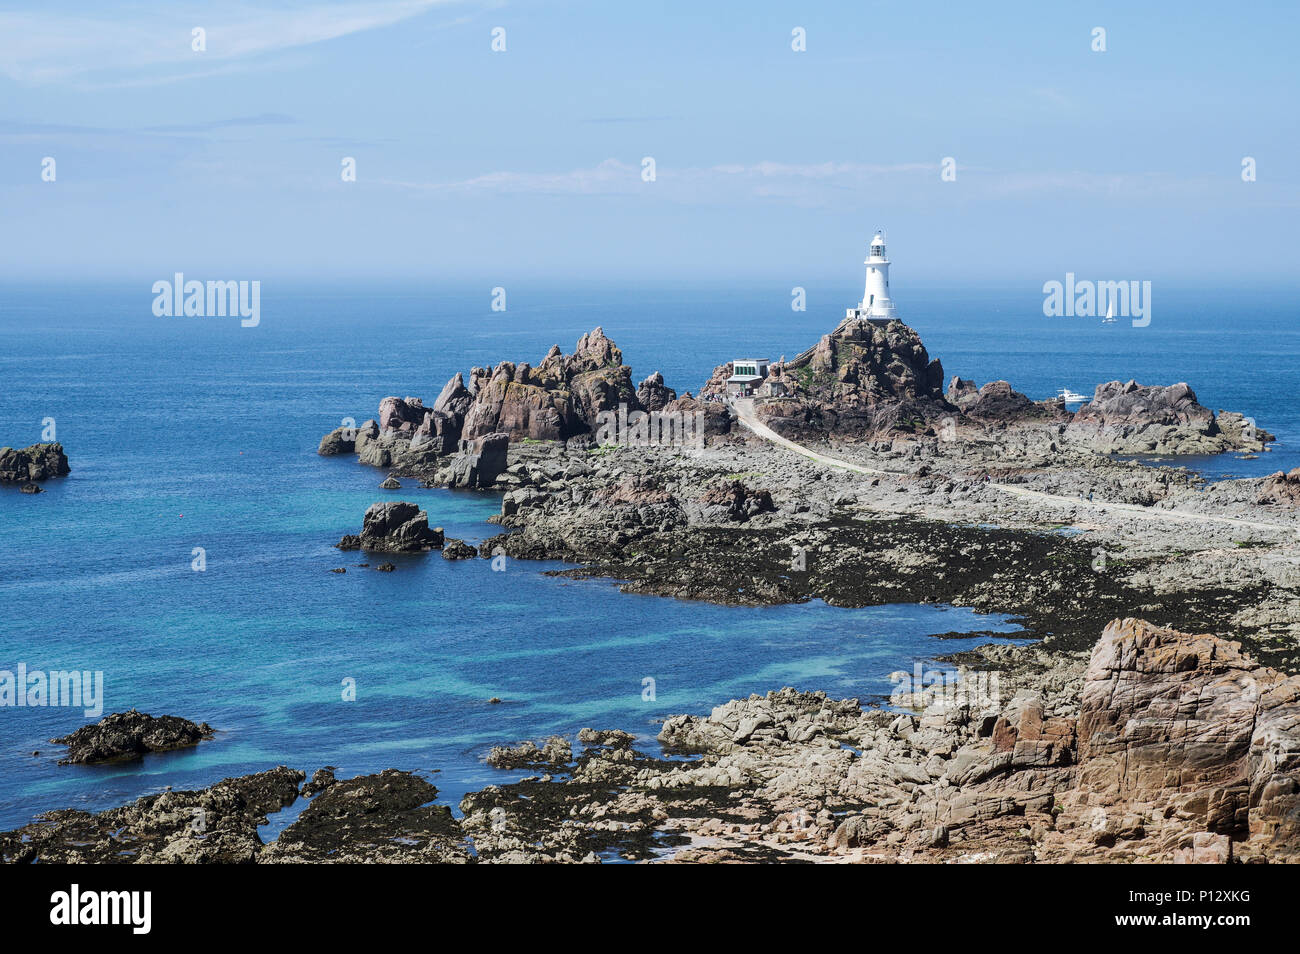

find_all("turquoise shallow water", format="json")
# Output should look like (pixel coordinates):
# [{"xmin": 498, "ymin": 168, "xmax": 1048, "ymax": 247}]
[{"xmin": 0, "ymin": 280, "xmax": 1293, "ymax": 828}]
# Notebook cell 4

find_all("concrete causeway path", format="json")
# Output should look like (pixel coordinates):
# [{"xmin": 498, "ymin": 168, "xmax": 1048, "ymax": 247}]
[{"xmin": 731, "ymin": 399, "xmax": 1293, "ymax": 538}]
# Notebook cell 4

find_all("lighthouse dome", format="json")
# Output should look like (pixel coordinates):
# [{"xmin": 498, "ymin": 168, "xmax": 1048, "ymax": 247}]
[{"xmin": 871, "ymin": 231, "xmax": 886, "ymax": 246}]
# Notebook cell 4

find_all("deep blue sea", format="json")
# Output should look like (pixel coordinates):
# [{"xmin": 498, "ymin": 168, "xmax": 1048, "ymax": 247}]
[{"xmin": 0, "ymin": 279, "xmax": 1295, "ymax": 831}]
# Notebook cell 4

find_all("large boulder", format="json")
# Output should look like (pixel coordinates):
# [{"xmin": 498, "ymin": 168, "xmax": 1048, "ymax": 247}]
[
  {"xmin": 636, "ymin": 371, "xmax": 678, "ymax": 412},
  {"xmin": 354, "ymin": 501, "xmax": 444, "ymax": 552},
  {"xmin": 317, "ymin": 426, "xmax": 356, "ymax": 456},
  {"xmin": 445, "ymin": 433, "xmax": 509, "ymax": 489},
  {"xmin": 0, "ymin": 443, "xmax": 70, "ymax": 482}
]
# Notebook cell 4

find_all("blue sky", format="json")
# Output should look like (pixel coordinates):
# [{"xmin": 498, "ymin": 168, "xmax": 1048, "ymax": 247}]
[{"xmin": 1, "ymin": 0, "xmax": 1297, "ymax": 282}]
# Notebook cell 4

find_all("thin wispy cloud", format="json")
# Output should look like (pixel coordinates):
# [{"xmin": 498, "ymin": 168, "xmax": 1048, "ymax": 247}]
[
  {"xmin": 0, "ymin": 0, "xmax": 462, "ymax": 86},
  {"xmin": 383, "ymin": 159, "xmax": 942, "ymax": 204},
  {"xmin": 377, "ymin": 158, "xmax": 1238, "ymax": 209}
]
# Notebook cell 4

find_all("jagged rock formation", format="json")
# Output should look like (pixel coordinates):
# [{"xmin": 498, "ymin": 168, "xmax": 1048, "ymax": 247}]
[
  {"xmin": 1067, "ymin": 618, "xmax": 1300, "ymax": 860},
  {"xmin": 946, "ymin": 377, "xmax": 1064, "ymax": 425},
  {"xmin": 317, "ymin": 426, "xmax": 355, "ymax": 456},
  {"xmin": 458, "ymin": 328, "xmax": 640, "ymax": 442},
  {"xmin": 339, "ymin": 501, "xmax": 444, "ymax": 552},
  {"xmin": 1066, "ymin": 380, "xmax": 1270, "ymax": 454},
  {"xmin": 0, "ymin": 443, "xmax": 70, "ymax": 482},
  {"xmin": 323, "ymin": 328, "xmax": 650, "ymax": 474},
  {"xmin": 485, "ymin": 736, "xmax": 573, "ymax": 770},
  {"xmin": 51, "ymin": 710, "xmax": 214, "ymax": 765},
  {"xmin": 636, "ymin": 371, "xmax": 677, "ymax": 412}
]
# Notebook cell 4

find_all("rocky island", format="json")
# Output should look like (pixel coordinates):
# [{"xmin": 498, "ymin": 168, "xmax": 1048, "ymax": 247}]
[{"xmin": 0, "ymin": 442, "xmax": 70, "ymax": 493}]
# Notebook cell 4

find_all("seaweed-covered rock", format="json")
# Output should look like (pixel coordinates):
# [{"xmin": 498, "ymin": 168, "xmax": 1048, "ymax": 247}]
[
  {"xmin": 441, "ymin": 539, "xmax": 478, "ymax": 560},
  {"xmin": 51, "ymin": 710, "xmax": 215, "ymax": 765},
  {"xmin": 262, "ymin": 769, "xmax": 471, "ymax": 863},
  {"xmin": 0, "ymin": 766, "xmax": 303, "ymax": 864}
]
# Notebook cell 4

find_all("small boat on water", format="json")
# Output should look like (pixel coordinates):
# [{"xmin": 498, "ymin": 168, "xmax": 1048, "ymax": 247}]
[
  {"xmin": 1101, "ymin": 302, "xmax": 1118, "ymax": 324},
  {"xmin": 1057, "ymin": 388, "xmax": 1088, "ymax": 404}
]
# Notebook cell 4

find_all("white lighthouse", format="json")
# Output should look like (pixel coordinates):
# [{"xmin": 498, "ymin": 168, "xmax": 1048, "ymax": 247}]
[{"xmin": 845, "ymin": 230, "xmax": 898, "ymax": 322}]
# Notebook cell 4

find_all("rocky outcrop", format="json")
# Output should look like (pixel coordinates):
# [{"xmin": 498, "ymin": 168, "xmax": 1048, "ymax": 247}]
[
  {"xmin": 0, "ymin": 443, "xmax": 69, "ymax": 482},
  {"xmin": 51, "ymin": 710, "xmax": 214, "ymax": 765},
  {"xmin": 345, "ymin": 501, "xmax": 444, "ymax": 552},
  {"xmin": 459, "ymin": 328, "xmax": 641, "ymax": 442},
  {"xmin": 262, "ymin": 770, "xmax": 470, "ymax": 863},
  {"xmin": 698, "ymin": 479, "xmax": 775, "ymax": 522},
  {"xmin": 945, "ymin": 377, "xmax": 1063, "ymax": 425},
  {"xmin": 1065, "ymin": 380, "xmax": 1268, "ymax": 454},
  {"xmin": 742, "ymin": 320, "xmax": 951, "ymax": 438},
  {"xmin": 317, "ymin": 426, "xmax": 356, "ymax": 456},
  {"xmin": 0, "ymin": 766, "xmax": 304, "ymax": 863},
  {"xmin": 636, "ymin": 371, "xmax": 677, "ymax": 412},
  {"xmin": 485, "ymin": 736, "xmax": 573, "ymax": 770},
  {"xmin": 465, "ymin": 619, "xmax": 1300, "ymax": 862},
  {"xmin": 1258, "ymin": 468, "xmax": 1300, "ymax": 506},
  {"xmin": 322, "ymin": 329, "xmax": 654, "ymax": 474},
  {"xmin": 441, "ymin": 538, "xmax": 478, "ymax": 560},
  {"xmin": 1069, "ymin": 618, "xmax": 1300, "ymax": 859}
]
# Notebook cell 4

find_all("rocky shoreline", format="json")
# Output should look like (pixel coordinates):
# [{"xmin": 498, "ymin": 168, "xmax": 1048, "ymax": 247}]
[
  {"xmin": 5, "ymin": 618, "xmax": 1297, "ymax": 863},
  {"xmin": 8, "ymin": 322, "xmax": 1299, "ymax": 864}
]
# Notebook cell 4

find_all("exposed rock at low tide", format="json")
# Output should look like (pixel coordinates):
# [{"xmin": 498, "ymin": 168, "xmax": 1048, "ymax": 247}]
[
  {"xmin": 1, "ymin": 766, "xmax": 303, "ymax": 863},
  {"xmin": 50, "ymin": 710, "xmax": 215, "ymax": 765},
  {"xmin": 317, "ymin": 426, "xmax": 356, "ymax": 456},
  {"xmin": 441, "ymin": 538, "xmax": 478, "ymax": 560},
  {"xmin": 8, "ymin": 619, "xmax": 1298, "ymax": 863},
  {"xmin": 262, "ymin": 770, "xmax": 470, "ymax": 863},
  {"xmin": 344, "ymin": 501, "xmax": 444, "ymax": 552},
  {"xmin": 462, "ymin": 618, "xmax": 1300, "ymax": 863},
  {"xmin": 485, "ymin": 736, "xmax": 572, "ymax": 770},
  {"xmin": 0, "ymin": 442, "xmax": 70, "ymax": 483},
  {"xmin": 1066, "ymin": 380, "xmax": 1270, "ymax": 455}
]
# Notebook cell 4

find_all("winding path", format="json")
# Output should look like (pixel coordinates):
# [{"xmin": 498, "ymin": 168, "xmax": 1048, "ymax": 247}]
[{"xmin": 731, "ymin": 399, "xmax": 1293, "ymax": 538}]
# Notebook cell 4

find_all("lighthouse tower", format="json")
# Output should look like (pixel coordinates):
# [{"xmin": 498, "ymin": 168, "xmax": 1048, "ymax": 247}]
[{"xmin": 858, "ymin": 231, "xmax": 896, "ymax": 319}]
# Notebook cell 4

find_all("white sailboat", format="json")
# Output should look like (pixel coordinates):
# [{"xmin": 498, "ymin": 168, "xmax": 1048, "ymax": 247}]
[{"xmin": 1101, "ymin": 301, "xmax": 1117, "ymax": 324}]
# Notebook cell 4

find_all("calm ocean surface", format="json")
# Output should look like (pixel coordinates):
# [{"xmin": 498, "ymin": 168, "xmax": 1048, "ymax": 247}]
[{"xmin": 0, "ymin": 280, "xmax": 1295, "ymax": 830}]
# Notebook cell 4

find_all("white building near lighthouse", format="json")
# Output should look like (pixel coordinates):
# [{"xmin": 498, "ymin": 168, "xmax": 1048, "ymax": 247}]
[{"xmin": 845, "ymin": 230, "xmax": 898, "ymax": 322}]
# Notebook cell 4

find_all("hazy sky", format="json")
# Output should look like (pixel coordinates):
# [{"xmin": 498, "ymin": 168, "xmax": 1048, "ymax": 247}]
[{"xmin": 1, "ymin": 1, "xmax": 1296, "ymax": 282}]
